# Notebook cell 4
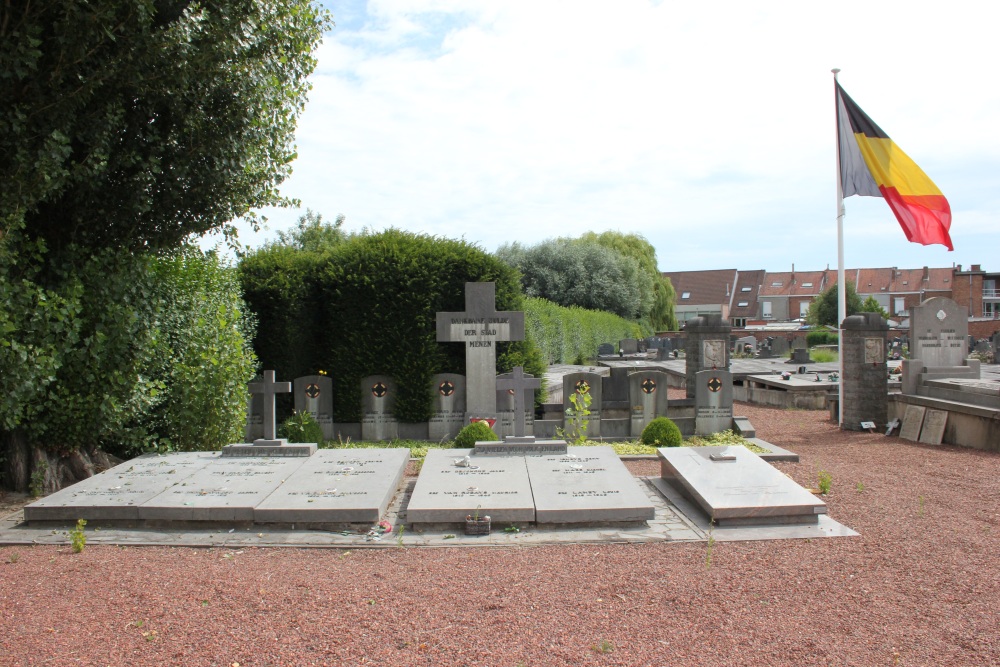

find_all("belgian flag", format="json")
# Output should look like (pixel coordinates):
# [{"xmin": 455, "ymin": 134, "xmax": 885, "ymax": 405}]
[{"xmin": 836, "ymin": 81, "xmax": 953, "ymax": 250}]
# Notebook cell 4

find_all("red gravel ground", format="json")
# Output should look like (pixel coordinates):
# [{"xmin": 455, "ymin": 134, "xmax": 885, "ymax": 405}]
[{"xmin": 1, "ymin": 402, "xmax": 998, "ymax": 667}]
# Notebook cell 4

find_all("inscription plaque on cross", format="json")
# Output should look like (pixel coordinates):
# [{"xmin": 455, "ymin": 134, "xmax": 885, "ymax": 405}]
[
  {"xmin": 436, "ymin": 282, "xmax": 525, "ymax": 421},
  {"xmin": 248, "ymin": 370, "xmax": 292, "ymax": 444},
  {"xmin": 496, "ymin": 366, "xmax": 541, "ymax": 442}
]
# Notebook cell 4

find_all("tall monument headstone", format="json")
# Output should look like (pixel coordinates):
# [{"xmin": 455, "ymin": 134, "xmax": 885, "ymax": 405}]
[
  {"xmin": 428, "ymin": 373, "xmax": 466, "ymax": 441},
  {"xmin": 437, "ymin": 282, "xmax": 525, "ymax": 423},
  {"xmin": 361, "ymin": 375, "xmax": 399, "ymax": 441},
  {"xmin": 684, "ymin": 315, "xmax": 732, "ymax": 398},
  {"xmin": 841, "ymin": 312, "xmax": 889, "ymax": 431}
]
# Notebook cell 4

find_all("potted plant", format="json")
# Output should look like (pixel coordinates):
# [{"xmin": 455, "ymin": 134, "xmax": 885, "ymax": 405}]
[{"xmin": 465, "ymin": 506, "xmax": 491, "ymax": 535}]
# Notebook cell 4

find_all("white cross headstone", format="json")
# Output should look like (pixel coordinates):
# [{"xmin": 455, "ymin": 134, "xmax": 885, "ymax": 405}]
[
  {"xmin": 496, "ymin": 366, "xmax": 540, "ymax": 441},
  {"xmin": 248, "ymin": 370, "xmax": 292, "ymax": 444},
  {"xmin": 436, "ymin": 282, "xmax": 525, "ymax": 421}
]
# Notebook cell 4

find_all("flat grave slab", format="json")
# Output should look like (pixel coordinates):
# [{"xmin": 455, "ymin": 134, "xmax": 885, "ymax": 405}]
[
  {"xmin": 254, "ymin": 449, "xmax": 409, "ymax": 523},
  {"xmin": 407, "ymin": 449, "xmax": 536, "ymax": 523},
  {"xmin": 138, "ymin": 457, "xmax": 309, "ymax": 522},
  {"xmin": 525, "ymin": 446, "xmax": 654, "ymax": 523},
  {"xmin": 24, "ymin": 453, "xmax": 214, "ymax": 522},
  {"xmin": 658, "ymin": 446, "xmax": 826, "ymax": 526},
  {"xmin": 474, "ymin": 439, "xmax": 567, "ymax": 455}
]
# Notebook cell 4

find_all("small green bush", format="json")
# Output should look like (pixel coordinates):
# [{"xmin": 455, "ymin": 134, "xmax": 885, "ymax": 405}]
[
  {"xmin": 640, "ymin": 417, "xmax": 682, "ymax": 447},
  {"xmin": 806, "ymin": 331, "xmax": 838, "ymax": 347},
  {"xmin": 454, "ymin": 421, "xmax": 499, "ymax": 448},
  {"xmin": 280, "ymin": 410, "xmax": 324, "ymax": 444}
]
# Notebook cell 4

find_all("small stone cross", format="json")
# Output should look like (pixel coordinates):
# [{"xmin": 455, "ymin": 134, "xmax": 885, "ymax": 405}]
[
  {"xmin": 248, "ymin": 370, "xmax": 292, "ymax": 442},
  {"xmin": 495, "ymin": 366, "xmax": 540, "ymax": 439}
]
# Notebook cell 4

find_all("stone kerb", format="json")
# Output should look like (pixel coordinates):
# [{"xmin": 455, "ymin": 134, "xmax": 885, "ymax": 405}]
[
  {"xmin": 841, "ymin": 312, "xmax": 889, "ymax": 431},
  {"xmin": 684, "ymin": 315, "xmax": 732, "ymax": 398}
]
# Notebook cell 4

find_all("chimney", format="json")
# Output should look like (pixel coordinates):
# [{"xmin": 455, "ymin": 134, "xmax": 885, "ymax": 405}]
[
  {"xmin": 956, "ymin": 264, "xmax": 962, "ymax": 272},
  {"xmin": 972, "ymin": 264, "xmax": 982, "ymax": 272},
  {"xmin": 725, "ymin": 283, "xmax": 730, "ymax": 297},
  {"xmin": 791, "ymin": 263, "xmax": 796, "ymax": 284},
  {"xmin": 923, "ymin": 266, "xmax": 930, "ymax": 282}
]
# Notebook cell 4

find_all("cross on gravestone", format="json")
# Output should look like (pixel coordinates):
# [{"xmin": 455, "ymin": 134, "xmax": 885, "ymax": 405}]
[
  {"xmin": 495, "ymin": 366, "xmax": 540, "ymax": 440},
  {"xmin": 436, "ymin": 282, "xmax": 525, "ymax": 420},
  {"xmin": 248, "ymin": 370, "xmax": 292, "ymax": 443}
]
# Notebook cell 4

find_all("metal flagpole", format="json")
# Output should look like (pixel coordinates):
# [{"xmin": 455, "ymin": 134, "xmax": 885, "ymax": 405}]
[{"xmin": 833, "ymin": 68, "xmax": 846, "ymax": 428}]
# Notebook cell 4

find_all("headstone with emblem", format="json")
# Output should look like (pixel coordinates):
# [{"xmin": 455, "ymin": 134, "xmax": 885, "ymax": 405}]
[
  {"xmin": 436, "ymin": 282, "xmax": 526, "ymax": 424},
  {"xmin": 695, "ymin": 369, "xmax": 734, "ymax": 435},
  {"xmin": 294, "ymin": 374, "xmax": 334, "ymax": 440},
  {"xmin": 361, "ymin": 375, "xmax": 398, "ymax": 441},
  {"xmin": 619, "ymin": 338, "xmax": 639, "ymax": 355},
  {"xmin": 628, "ymin": 370, "xmax": 670, "ymax": 437},
  {"xmin": 561, "ymin": 371, "xmax": 603, "ymax": 438},
  {"xmin": 428, "ymin": 373, "xmax": 466, "ymax": 441}
]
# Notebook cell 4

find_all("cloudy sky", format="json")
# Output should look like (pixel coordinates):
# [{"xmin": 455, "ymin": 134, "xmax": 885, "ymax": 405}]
[{"xmin": 218, "ymin": 0, "xmax": 1000, "ymax": 273}]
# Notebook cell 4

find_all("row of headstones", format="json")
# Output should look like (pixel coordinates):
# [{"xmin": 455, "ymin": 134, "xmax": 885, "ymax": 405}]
[{"xmin": 247, "ymin": 366, "xmax": 732, "ymax": 442}]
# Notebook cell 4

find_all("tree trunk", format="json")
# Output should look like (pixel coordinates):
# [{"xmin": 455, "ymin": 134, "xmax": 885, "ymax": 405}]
[{"xmin": 1, "ymin": 430, "xmax": 122, "ymax": 495}]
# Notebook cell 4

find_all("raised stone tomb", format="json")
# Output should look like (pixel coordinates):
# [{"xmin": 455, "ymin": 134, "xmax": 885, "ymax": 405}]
[{"xmin": 658, "ymin": 445, "xmax": 826, "ymax": 526}]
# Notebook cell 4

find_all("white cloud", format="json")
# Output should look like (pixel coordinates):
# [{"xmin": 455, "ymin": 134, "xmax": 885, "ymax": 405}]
[{"xmin": 225, "ymin": 0, "xmax": 1000, "ymax": 273}]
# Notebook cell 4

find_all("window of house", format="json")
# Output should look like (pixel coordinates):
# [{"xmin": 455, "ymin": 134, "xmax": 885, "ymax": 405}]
[
  {"xmin": 737, "ymin": 301, "xmax": 749, "ymax": 307},
  {"xmin": 731, "ymin": 317, "xmax": 747, "ymax": 328},
  {"xmin": 741, "ymin": 286, "xmax": 752, "ymax": 292},
  {"xmin": 681, "ymin": 292, "xmax": 691, "ymax": 299},
  {"xmin": 799, "ymin": 301, "xmax": 809, "ymax": 317},
  {"xmin": 802, "ymin": 282, "xmax": 813, "ymax": 288},
  {"xmin": 894, "ymin": 297, "xmax": 906, "ymax": 315},
  {"xmin": 762, "ymin": 301, "xmax": 772, "ymax": 318},
  {"xmin": 771, "ymin": 282, "xmax": 782, "ymax": 287}
]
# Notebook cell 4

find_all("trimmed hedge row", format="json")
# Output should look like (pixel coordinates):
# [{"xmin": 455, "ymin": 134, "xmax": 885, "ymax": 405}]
[
  {"xmin": 239, "ymin": 230, "xmax": 545, "ymax": 423},
  {"xmin": 524, "ymin": 297, "xmax": 645, "ymax": 364}
]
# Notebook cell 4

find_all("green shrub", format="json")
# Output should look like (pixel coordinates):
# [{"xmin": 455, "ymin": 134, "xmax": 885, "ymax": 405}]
[
  {"xmin": 806, "ymin": 331, "xmax": 839, "ymax": 347},
  {"xmin": 280, "ymin": 411, "xmax": 324, "ymax": 444},
  {"xmin": 640, "ymin": 417, "xmax": 683, "ymax": 447},
  {"xmin": 523, "ymin": 297, "xmax": 644, "ymax": 365},
  {"xmin": 454, "ymin": 421, "xmax": 499, "ymax": 448}
]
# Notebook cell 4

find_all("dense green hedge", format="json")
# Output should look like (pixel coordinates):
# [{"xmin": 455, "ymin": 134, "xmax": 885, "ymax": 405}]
[
  {"xmin": 524, "ymin": 297, "xmax": 645, "ymax": 364},
  {"xmin": 1, "ymin": 244, "xmax": 257, "ymax": 457},
  {"xmin": 239, "ymin": 230, "xmax": 545, "ymax": 423},
  {"xmin": 806, "ymin": 331, "xmax": 839, "ymax": 347}
]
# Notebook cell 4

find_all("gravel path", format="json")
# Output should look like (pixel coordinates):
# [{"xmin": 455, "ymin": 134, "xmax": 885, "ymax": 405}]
[{"xmin": 1, "ymin": 402, "xmax": 998, "ymax": 666}]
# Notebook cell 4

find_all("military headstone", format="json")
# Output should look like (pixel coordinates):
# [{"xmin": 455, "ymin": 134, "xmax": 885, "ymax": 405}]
[
  {"xmin": 735, "ymin": 335, "xmax": 756, "ymax": 353},
  {"xmin": 562, "ymin": 371, "xmax": 603, "ymax": 438},
  {"xmin": 898, "ymin": 404, "xmax": 926, "ymax": 441},
  {"xmin": 792, "ymin": 336, "xmax": 808, "ymax": 350},
  {"xmin": 628, "ymin": 370, "xmax": 670, "ymax": 437},
  {"xmin": 294, "ymin": 374, "xmax": 334, "ymax": 440},
  {"xmin": 597, "ymin": 342, "xmax": 614, "ymax": 356},
  {"xmin": 245, "ymin": 385, "xmax": 265, "ymax": 442},
  {"xmin": 695, "ymin": 369, "xmax": 734, "ymax": 435},
  {"xmin": 428, "ymin": 373, "xmax": 467, "ymax": 441},
  {"xmin": 436, "ymin": 282, "xmax": 526, "ymax": 422},
  {"xmin": 361, "ymin": 375, "xmax": 398, "ymax": 441}
]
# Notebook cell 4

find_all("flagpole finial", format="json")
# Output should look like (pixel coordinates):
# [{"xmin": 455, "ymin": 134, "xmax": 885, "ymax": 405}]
[{"xmin": 832, "ymin": 68, "xmax": 841, "ymax": 78}]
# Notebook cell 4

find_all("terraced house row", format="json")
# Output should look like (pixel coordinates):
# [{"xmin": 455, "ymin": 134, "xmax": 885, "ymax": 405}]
[{"xmin": 663, "ymin": 263, "xmax": 1000, "ymax": 339}]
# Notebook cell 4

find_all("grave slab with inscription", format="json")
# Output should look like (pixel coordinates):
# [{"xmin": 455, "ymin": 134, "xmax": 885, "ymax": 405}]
[
  {"xmin": 24, "ymin": 453, "xmax": 214, "ymax": 522},
  {"xmin": 254, "ymin": 449, "xmax": 409, "ymax": 523},
  {"xmin": 138, "ymin": 457, "xmax": 309, "ymax": 522},
  {"xmin": 918, "ymin": 409, "xmax": 948, "ymax": 445},
  {"xmin": 525, "ymin": 447, "xmax": 654, "ymax": 523},
  {"xmin": 898, "ymin": 405, "xmax": 927, "ymax": 442},
  {"xmin": 406, "ymin": 449, "xmax": 536, "ymax": 523},
  {"xmin": 658, "ymin": 446, "xmax": 826, "ymax": 526}
]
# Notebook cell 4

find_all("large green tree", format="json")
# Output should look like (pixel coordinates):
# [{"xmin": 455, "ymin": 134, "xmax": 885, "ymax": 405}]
[
  {"xmin": 1, "ymin": 1, "xmax": 327, "ymax": 490},
  {"xmin": 2, "ymin": 0, "xmax": 329, "ymax": 254},
  {"xmin": 807, "ymin": 282, "xmax": 863, "ymax": 326}
]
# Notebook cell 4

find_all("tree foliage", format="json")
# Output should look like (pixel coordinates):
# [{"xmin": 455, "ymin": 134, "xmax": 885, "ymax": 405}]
[
  {"xmin": 1, "ymin": 0, "xmax": 329, "ymax": 255},
  {"xmin": 271, "ymin": 209, "xmax": 348, "ymax": 252},
  {"xmin": 497, "ymin": 232, "xmax": 677, "ymax": 330},
  {"xmin": 807, "ymin": 282, "xmax": 863, "ymax": 326},
  {"xmin": 860, "ymin": 296, "xmax": 889, "ymax": 320},
  {"xmin": 496, "ymin": 239, "xmax": 646, "ymax": 319}
]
